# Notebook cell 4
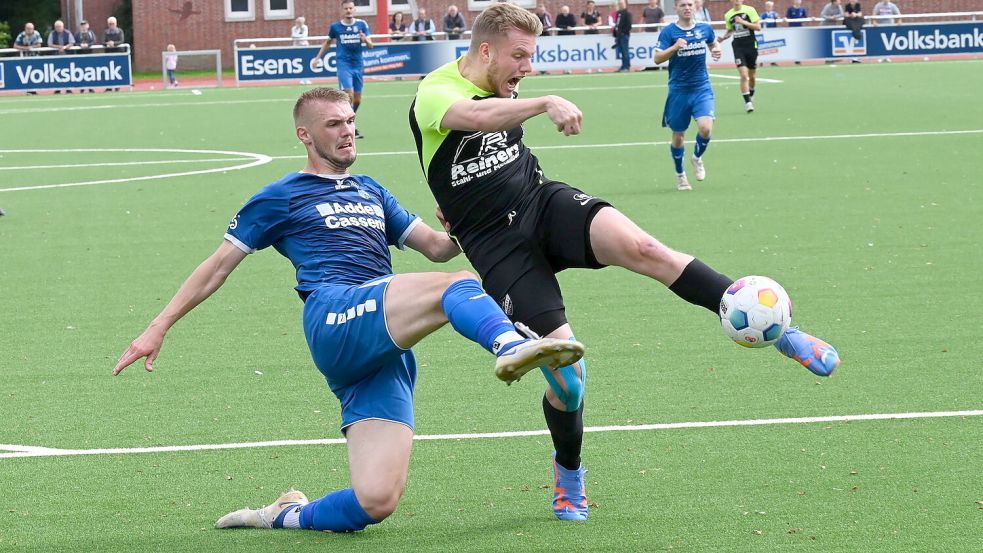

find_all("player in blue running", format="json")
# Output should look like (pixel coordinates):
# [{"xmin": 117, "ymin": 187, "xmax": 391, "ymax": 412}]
[
  {"xmin": 312, "ymin": 0, "xmax": 374, "ymax": 138},
  {"xmin": 654, "ymin": 0, "xmax": 722, "ymax": 190},
  {"xmin": 112, "ymin": 88, "xmax": 585, "ymax": 533}
]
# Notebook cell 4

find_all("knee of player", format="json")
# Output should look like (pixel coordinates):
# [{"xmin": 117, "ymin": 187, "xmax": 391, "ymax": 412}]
[
  {"xmin": 631, "ymin": 235, "xmax": 675, "ymax": 266},
  {"xmin": 448, "ymin": 270, "xmax": 479, "ymax": 284},
  {"xmin": 355, "ymin": 484, "xmax": 404, "ymax": 521},
  {"xmin": 547, "ymin": 357, "xmax": 586, "ymax": 411}
]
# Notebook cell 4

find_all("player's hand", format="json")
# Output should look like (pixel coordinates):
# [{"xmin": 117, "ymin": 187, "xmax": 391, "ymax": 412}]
[
  {"xmin": 113, "ymin": 326, "xmax": 166, "ymax": 376},
  {"xmin": 544, "ymin": 95, "xmax": 582, "ymax": 136},
  {"xmin": 710, "ymin": 44, "xmax": 722, "ymax": 61},
  {"xmin": 674, "ymin": 37, "xmax": 688, "ymax": 50},
  {"xmin": 435, "ymin": 206, "xmax": 452, "ymax": 233},
  {"xmin": 310, "ymin": 57, "xmax": 323, "ymax": 71}
]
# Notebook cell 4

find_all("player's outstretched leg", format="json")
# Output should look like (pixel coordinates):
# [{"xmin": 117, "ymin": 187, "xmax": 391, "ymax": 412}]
[
  {"xmin": 440, "ymin": 278, "xmax": 585, "ymax": 383},
  {"xmin": 215, "ymin": 489, "xmax": 310, "ymax": 529},
  {"xmin": 774, "ymin": 327, "xmax": 841, "ymax": 376}
]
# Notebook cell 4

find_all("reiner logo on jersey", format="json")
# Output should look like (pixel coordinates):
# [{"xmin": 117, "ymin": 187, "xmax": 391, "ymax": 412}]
[{"xmin": 449, "ymin": 130, "xmax": 521, "ymax": 187}]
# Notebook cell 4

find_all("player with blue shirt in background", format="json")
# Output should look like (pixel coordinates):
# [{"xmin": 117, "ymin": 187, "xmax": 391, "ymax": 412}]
[
  {"xmin": 654, "ymin": 0, "xmax": 722, "ymax": 190},
  {"xmin": 313, "ymin": 0, "xmax": 374, "ymax": 138},
  {"xmin": 113, "ymin": 88, "xmax": 585, "ymax": 534}
]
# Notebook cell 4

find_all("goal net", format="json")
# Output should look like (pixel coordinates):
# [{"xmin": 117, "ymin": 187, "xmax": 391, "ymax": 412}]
[{"xmin": 161, "ymin": 49, "xmax": 223, "ymax": 89}]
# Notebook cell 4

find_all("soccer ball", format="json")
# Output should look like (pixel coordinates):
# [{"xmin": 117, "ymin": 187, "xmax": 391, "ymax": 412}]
[{"xmin": 719, "ymin": 275, "xmax": 792, "ymax": 348}]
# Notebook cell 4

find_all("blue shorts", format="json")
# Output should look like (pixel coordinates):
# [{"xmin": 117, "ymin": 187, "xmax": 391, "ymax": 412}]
[
  {"xmin": 662, "ymin": 86, "xmax": 715, "ymax": 132},
  {"xmin": 336, "ymin": 61, "xmax": 364, "ymax": 93},
  {"xmin": 302, "ymin": 275, "xmax": 417, "ymax": 432}
]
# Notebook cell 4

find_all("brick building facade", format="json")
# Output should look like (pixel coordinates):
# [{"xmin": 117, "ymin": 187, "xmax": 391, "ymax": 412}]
[{"xmin": 63, "ymin": 0, "xmax": 983, "ymax": 71}]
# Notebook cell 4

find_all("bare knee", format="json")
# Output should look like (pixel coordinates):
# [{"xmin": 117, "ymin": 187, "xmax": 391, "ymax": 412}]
[
  {"xmin": 449, "ymin": 270, "xmax": 478, "ymax": 283},
  {"xmin": 356, "ymin": 484, "xmax": 404, "ymax": 521},
  {"xmin": 631, "ymin": 236, "xmax": 676, "ymax": 267}
]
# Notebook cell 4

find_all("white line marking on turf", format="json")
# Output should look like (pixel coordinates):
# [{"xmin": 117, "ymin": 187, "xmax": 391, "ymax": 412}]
[
  {"xmin": 267, "ymin": 128, "xmax": 983, "ymax": 161},
  {"xmin": 0, "ymin": 148, "xmax": 272, "ymax": 193},
  {"xmin": 0, "ymin": 157, "xmax": 246, "ymax": 172},
  {"xmin": 709, "ymin": 72, "xmax": 783, "ymax": 83},
  {"xmin": 1, "ymin": 409, "xmax": 979, "ymax": 459}
]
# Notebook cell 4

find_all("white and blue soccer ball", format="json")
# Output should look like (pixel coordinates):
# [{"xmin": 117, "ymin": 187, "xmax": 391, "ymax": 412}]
[{"xmin": 719, "ymin": 275, "xmax": 792, "ymax": 348}]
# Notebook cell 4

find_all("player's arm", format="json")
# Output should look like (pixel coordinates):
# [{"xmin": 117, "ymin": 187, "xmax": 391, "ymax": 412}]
[
  {"xmin": 733, "ymin": 14, "xmax": 763, "ymax": 30},
  {"xmin": 403, "ymin": 214, "xmax": 461, "ymax": 262},
  {"xmin": 360, "ymin": 31, "xmax": 374, "ymax": 48},
  {"xmin": 653, "ymin": 37, "xmax": 688, "ymax": 64},
  {"xmin": 312, "ymin": 36, "xmax": 336, "ymax": 68},
  {"xmin": 708, "ymin": 38, "xmax": 722, "ymax": 60},
  {"xmin": 113, "ymin": 240, "xmax": 248, "ymax": 376},
  {"xmin": 441, "ymin": 95, "xmax": 583, "ymax": 135}
]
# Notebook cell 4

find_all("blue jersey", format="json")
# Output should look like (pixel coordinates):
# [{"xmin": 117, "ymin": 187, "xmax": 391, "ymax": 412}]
[
  {"xmin": 225, "ymin": 172, "xmax": 421, "ymax": 292},
  {"xmin": 329, "ymin": 19, "xmax": 370, "ymax": 65},
  {"xmin": 657, "ymin": 22, "xmax": 716, "ymax": 91}
]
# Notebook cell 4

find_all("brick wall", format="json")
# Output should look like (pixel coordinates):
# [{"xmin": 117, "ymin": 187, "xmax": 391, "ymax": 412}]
[
  {"xmin": 129, "ymin": 0, "xmax": 983, "ymax": 71},
  {"xmin": 61, "ymin": 0, "xmax": 121, "ymax": 40}
]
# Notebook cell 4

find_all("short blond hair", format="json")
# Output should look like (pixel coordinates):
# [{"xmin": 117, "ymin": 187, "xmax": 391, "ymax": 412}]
[
  {"xmin": 293, "ymin": 87, "xmax": 351, "ymax": 124},
  {"xmin": 469, "ymin": 3, "xmax": 542, "ymax": 50}
]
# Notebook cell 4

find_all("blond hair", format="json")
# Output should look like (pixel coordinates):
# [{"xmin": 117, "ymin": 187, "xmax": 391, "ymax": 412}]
[
  {"xmin": 293, "ymin": 87, "xmax": 352, "ymax": 124},
  {"xmin": 469, "ymin": 3, "xmax": 543, "ymax": 50}
]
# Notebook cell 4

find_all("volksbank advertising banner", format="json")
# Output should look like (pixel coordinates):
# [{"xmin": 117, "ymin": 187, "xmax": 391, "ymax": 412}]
[
  {"xmin": 0, "ymin": 52, "xmax": 131, "ymax": 92},
  {"xmin": 235, "ymin": 21, "xmax": 983, "ymax": 83}
]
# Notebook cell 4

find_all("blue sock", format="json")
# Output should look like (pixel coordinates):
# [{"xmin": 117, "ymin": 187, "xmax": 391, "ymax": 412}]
[
  {"xmin": 299, "ymin": 488, "xmax": 377, "ymax": 532},
  {"xmin": 441, "ymin": 279, "xmax": 519, "ymax": 355},
  {"xmin": 694, "ymin": 134, "xmax": 710, "ymax": 158},
  {"xmin": 671, "ymin": 145, "xmax": 685, "ymax": 174}
]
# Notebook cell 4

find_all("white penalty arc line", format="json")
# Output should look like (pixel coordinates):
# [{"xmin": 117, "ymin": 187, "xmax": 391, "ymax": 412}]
[
  {"xmin": 2, "ymin": 409, "xmax": 980, "ymax": 460},
  {"xmin": 0, "ymin": 148, "xmax": 273, "ymax": 193}
]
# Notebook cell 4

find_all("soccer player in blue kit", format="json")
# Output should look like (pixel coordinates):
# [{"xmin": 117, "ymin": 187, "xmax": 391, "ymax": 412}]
[
  {"xmin": 313, "ymin": 0, "xmax": 374, "ymax": 138},
  {"xmin": 112, "ymin": 88, "xmax": 585, "ymax": 533},
  {"xmin": 654, "ymin": 0, "xmax": 722, "ymax": 190}
]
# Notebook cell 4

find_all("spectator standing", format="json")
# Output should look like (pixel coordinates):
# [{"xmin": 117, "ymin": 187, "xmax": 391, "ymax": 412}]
[
  {"xmin": 410, "ymin": 8, "xmax": 437, "ymax": 41},
  {"xmin": 821, "ymin": 0, "xmax": 844, "ymax": 25},
  {"xmin": 390, "ymin": 12, "xmax": 409, "ymax": 40},
  {"xmin": 556, "ymin": 6, "xmax": 577, "ymax": 35},
  {"xmin": 76, "ymin": 21, "xmax": 97, "ymax": 92},
  {"xmin": 642, "ymin": 0, "xmax": 666, "ymax": 32},
  {"xmin": 104, "ymin": 16, "xmax": 125, "ymax": 91},
  {"xmin": 760, "ymin": 1, "xmax": 780, "ymax": 27},
  {"xmin": 581, "ymin": 1, "xmax": 602, "ymax": 34},
  {"xmin": 76, "ymin": 20, "xmax": 96, "ymax": 48},
  {"xmin": 693, "ymin": 0, "xmax": 712, "ymax": 22},
  {"xmin": 165, "ymin": 44, "xmax": 179, "ymax": 87},
  {"xmin": 47, "ymin": 20, "xmax": 75, "ymax": 54},
  {"xmin": 843, "ymin": 1, "xmax": 863, "ymax": 61},
  {"xmin": 14, "ymin": 22, "xmax": 43, "ymax": 55},
  {"xmin": 292, "ymin": 16, "xmax": 310, "ymax": 46},
  {"xmin": 786, "ymin": 0, "xmax": 807, "ymax": 26},
  {"xmin": 535, "ymin": 5, "xmax": 554, "ymax": 36},
  {"xmin": 443, "ymin": 5, "xmax": 467, "ymax": 40},
  {"xmin": 871, "ymin": 0, "xmax": 899, "ymax": 25},
  {"xmin": 14, "ymin": 22, "xmax": 43, "ymax": 94},
  {"xmin": 614, "ymin": 0, "xmax": 633, "ymax": 72},
  {"xmin": 104, "ymin": 16, "xmax": 125, "ymax": 48}
]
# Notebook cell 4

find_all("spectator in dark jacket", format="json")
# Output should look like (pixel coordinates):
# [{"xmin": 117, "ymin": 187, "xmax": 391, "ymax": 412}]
[
  {"xmin": 556, "ymin": 5, "xmax": 577, "ymax": 35},
  {"xmin": 614, "ymin": 0, "xmax": 633, "ymax": 71}
]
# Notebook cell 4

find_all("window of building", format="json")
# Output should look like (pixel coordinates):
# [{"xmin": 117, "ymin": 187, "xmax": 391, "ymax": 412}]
[
  {"xmin": 467, "ymin": 0, "xmax": 535, "ymax": 11},
  {"xmin": 264, "ymin": 0, "xmax": 295, "ymax": 20},
  {"xmin": 226, "ymin": 0, "xmax": 256, "ymax": 22}
]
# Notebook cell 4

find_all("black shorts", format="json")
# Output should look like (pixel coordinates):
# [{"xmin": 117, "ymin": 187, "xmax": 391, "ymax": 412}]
[
  {"xmin": 464, "ymin": 181, "xmax": 611, "ymax": 336},
  {"xmin": 733, "ymin": 45, "xmax": 758, "ymax": 70}
]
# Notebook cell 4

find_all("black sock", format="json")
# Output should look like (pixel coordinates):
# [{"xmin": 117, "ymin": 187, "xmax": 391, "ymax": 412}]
[
  {"xmin": 749, "ymin": 88, "xmax": 755, "ymax": 97},
  {"xmin": 668, "ymin": 258, "xmax": 734, "ymax": 314},
  {"xmin": 742, "ymin": 93, "xmax": 752, "ymax": 103},
  {"xmin": 543, "ymin": 395, "xmax": 583, "ymax": 470}
]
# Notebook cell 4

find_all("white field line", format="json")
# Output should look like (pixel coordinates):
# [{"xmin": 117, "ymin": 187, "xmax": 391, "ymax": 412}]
[
  {"xmin": 0, "ymin": 148, "xmax": 272, "ymax": 193},
  {"xmin": 0, "ymin": 78, "xmax": 756, "ymax": 116},
  {"xmin": 1, "ymin": 409, "xmax": 980, "ymax": 460},
  {"xmin": 708, "ymin": 72, "xmax": 783, "ymax": 83},
  {"xmin": 267, "ymin": 128, "xmax": 983, "ymax": 161},
  {"xmin": 0, "ymin": 157, "xmax": 244, "ymax": 172},
  {"xmin": 3, "ymin": 129, "xmax": 980, "ymax": 192}
]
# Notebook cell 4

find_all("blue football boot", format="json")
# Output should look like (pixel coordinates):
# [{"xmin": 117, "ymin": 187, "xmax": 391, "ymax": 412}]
[
  {"xmin": 774, "ymin": 327, "xmax": 841, "ymax": 376},
  {"xmin": 553, "ymin": 454, "xmax": 588, "ymax": 521}
]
